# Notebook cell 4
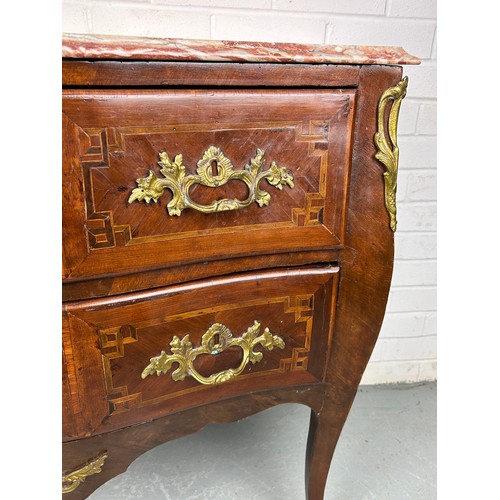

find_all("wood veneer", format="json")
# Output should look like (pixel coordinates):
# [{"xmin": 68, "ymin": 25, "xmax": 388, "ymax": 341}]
[{"xmin": 62, "ymin": 34, "xmax": 417, "ymax": 499}]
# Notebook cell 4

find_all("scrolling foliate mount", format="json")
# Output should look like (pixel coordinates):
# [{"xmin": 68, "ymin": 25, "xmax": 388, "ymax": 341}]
[
  {"xmin": 128, "ymin": 146, "xmax": 295, "ymax": 216},
  {"xmin": 142, "ymin": 320, "xmax": 285, "ymax": 385},
  {"xmin": 374, "ymin": 76, "xmax": 408, "ymax": 232},
  {"xmin": 62, "ymin": 451, "xmax": 108, "ymax": 494}
]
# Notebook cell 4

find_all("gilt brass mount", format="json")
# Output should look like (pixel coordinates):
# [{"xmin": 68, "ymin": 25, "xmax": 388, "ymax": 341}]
[
  {"xmin": 374, "ymin": 76, "xmax": 408, "ymax": 232},
  {"xmin": 142, "ymin": 321, "xmax": 285, "ymax": 385},
  {"xmin": 128, "ymin": 146, "xmax": 295, "ymax": 216},
  {"xmin": 62, "ymin": 451, "xmax": 108, "ymax": 494}
]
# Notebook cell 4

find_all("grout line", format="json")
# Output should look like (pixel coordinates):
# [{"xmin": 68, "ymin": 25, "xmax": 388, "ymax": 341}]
[
  {"xmin": 209, "ymin": 14, "xmax": 216, "ymax": 40},
  {"xmin": 386, "ymin": 309, "xmax": 437, "ymax": 314},
  {"xmin": 405, "ymin": 97, "xmax": 437, "ymax": 104},
  {"xmin": 395, "ymin": 258, "xmax": 437, "ymax": 262},
  {"xmin": 65, "ymin": 1, "xmax": 335, "ymax": 18},
  {"xmin": 63, "ymin": 0, "xmax": 437, "ymax": 22},
  {"xmin": 396, "ymin": 230, "xmax": 436, "ymax": 235},
  {"xmin": 398, "ymin": 134, "xmax": 437, "ymax": 139},
  {"xmin": 399, "ymin": 133, "xmax": 437, "ymax": 137},
  {"xmin": 395, "ymin": 235, "xmax": 437, "ymax": 239},
  {"xmin": 398, "ymin": 201, "xmax": 437, "ymax": 205},
  {"xmin": 398, "ymin": 168, "xmax": 437, "ymax": 173},
  {"xmin": 430, "ymin": 24, "xmax": 437, "ymax": 59},
  {"xmin": 385, "ymin": 310, "xmax": 437, "ymax": 316},
  {"xmin": 391, "ymin": 284, "xmax": 437, "ymax": 289},
  {"xmin": 367, "ymin": 358, "xmax": 437, "ymax": 364},
  {"xmin": 85, "ymin": 6, "xmax": 93, "ymax": 34},
  {"xmin": 379, "ymin": 334, "xmax": 437, "ymax": 340},
  {"xmin": 389, "ymin": 286, "xmax": 436, "ymax": 292},
  {"xmin": 397, "ymin": 200, "xmax": 436, "ymax": 206},
  {"xmin": 280, "ymin": 11, "xmax": 436, "ymax": 22},
  {"xmin": 323, "ymin": 18, "xmax": 331, "ymax": 44},
  {"xmin": 394, "ymin": 258, "xmax": 437, "ymax": 263},
  {"xmin": 384, "ymin": 0, "xmax": 391, "ymax": 16},
  {"xmin": 414, "ymin": 102, "xmax": 423, "ymax": 135}
]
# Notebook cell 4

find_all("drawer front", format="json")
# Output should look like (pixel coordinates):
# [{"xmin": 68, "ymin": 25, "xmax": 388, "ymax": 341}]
[
  {"xmin": 63, "ymin": 266, "xmax": 338, "ymax": 439},
  {"xmin": 62, "ymin": 89, "xmax": 355, "ymax": 280}
]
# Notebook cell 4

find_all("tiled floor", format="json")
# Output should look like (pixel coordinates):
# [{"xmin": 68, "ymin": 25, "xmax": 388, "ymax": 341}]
[{"xmin": 89, "ymin": 382, "xmax": 436, "ymax": 499}]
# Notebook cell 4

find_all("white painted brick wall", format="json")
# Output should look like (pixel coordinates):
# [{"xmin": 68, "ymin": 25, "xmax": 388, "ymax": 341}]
[
  {"xmin": 212, "ymin": 12, "xmax": 327, "ymax": 44},
  {"xmin": 326, "ymin": 16, "xmax": 435, "ymax": 59},
  {"xmin": 62, "ymin": 0, "xmax": 437, "ymax": 385},
  {"xmin": 387, "ymin": 0, "xmax": 436, "ymax": 19},
  {"xmin": 90, "ymin": 4, "xmax": 212, "ymax": 38},
  {"xmin": 273, "ymin": 0, "xmax": 387, "ymax": 16},
  {"xmin": 395, "ymin": 233, "xmax": 436, "ymax": 260}
]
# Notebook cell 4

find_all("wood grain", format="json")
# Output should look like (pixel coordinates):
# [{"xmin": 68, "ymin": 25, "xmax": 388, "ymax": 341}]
[
  {"xmin": 62, "ymin": 55, "xmax": 403, "ymax": 500},
  {"xmin": 305, "ymin": 65, "xmax": 402, "ymax": 500},
  {"xmin": 62, "ymin": 60, "xmax": 361, "ymax": 88},
  {"xmin": 62, "ymin": 384, "xmax": 327, "ymax": 500},
  {"xmin": 62, "ymin": 88, "xmax": 354, "ymax": 282},
  {"xmin": 63, "ymin": 266, "xmax": 339, "ymax": 439}
]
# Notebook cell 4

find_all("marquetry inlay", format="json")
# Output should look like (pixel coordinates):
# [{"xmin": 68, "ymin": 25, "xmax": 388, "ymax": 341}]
[{"xmin": 99, "ymin": 294, "xmax": 314, "ymax": 415}]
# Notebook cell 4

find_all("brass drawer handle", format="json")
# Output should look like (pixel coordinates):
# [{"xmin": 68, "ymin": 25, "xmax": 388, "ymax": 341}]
[
  {"xmin": 142, "ymin": 321, "xmax": 285, "ymax": 385},
  {"xmin": 374, "ymin": 76, "xmax": 408, "ymax": 232},
  {"xmin": 62, "ymin": 451, "xmax": 108, "ymax": 494},
  {"xmin": 129, "ymin": 146, "xmax": 294, "ymax": 216}
]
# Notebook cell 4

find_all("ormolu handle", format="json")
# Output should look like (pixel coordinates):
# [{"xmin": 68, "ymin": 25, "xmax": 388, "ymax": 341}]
[
  {"xmin": 62, "ymin": 452, "xmax": 108, "ymax": 494},
  {"xmin": 128, "ymin": 146, "xmax": 294, "ymax": 216},
  {"xmin": 141, "ymin": 321, "xmax": 285, "ymax": 385}
]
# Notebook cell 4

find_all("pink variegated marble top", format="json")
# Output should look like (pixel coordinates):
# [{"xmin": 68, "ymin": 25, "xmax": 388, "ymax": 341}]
[{"xmin": 62, "ymin": 33, "xmax": 420, "ymax": 65}]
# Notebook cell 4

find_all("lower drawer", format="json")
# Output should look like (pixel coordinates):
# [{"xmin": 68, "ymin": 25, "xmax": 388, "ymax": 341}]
[{"xmin": 63, "ymin": 265, "xmax": 339, "ymax": 439}]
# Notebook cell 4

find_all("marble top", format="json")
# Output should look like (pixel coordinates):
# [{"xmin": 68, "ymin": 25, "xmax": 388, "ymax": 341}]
[{"xmin": 62, "ymin": 33, "xmax": 420, "ymax": 66}]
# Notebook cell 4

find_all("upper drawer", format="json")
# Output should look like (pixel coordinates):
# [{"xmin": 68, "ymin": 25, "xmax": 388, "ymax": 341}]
[{"xmin": 63, "ymin": 89, "xmax": 355, "ymax": 281}]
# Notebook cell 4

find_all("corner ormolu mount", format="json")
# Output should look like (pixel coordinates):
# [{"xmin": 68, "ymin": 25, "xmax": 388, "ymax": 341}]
[{"xmin": 374, "ymin": 76, "xmax": 408, "ymax": 232}]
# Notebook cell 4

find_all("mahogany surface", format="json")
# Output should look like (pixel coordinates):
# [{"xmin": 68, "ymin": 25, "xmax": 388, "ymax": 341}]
[
  {"xmin": 62, "ymin": 88, "xmax": 354, "ymax": 281},
  {"xmin": 62, "ymin": 61, "xmax": 361, "ymax": 88},
  {"xmin": 63, "ymin": 266, "xmax": 338, "ymax": 439},
  {"xmin": 62, "ymin": 35, "xmax": 411, "ymax": 500},
  {"xmin": 62, "ymin": 384, "xmax": 327, "ymax": 500}
]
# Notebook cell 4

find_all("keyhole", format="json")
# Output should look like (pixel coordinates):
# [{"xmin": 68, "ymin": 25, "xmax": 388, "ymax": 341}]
[
  {"xmin": 211, "ymin": 333, "xmax": 220, "ymax": 354},
  {"xmin": 211, "ymin": 160, "xmax": 219, "ymax": 177}
]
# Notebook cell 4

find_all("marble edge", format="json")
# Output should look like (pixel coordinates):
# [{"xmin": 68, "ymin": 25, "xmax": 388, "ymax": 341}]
[{"xmin": 62, "ymin": 33, "xmax": 421, "ymax": 66}]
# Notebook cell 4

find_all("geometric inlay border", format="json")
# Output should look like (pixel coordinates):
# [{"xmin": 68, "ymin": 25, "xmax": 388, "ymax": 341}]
[
  {"xmin": 79, "ymin": 120, "xmax": 331, "ymax": 251},
  {"xmin": 99, "ymin": 294, "xmax": 314, "ymax": 415}
]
